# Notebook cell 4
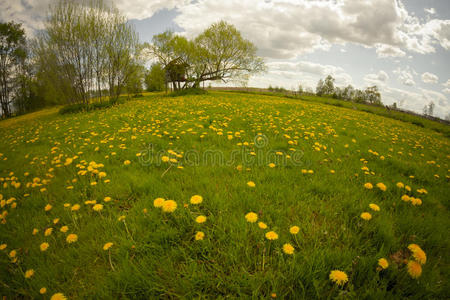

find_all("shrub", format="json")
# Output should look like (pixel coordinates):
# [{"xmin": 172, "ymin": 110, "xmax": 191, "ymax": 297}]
[
  {"xmin": 168, "ymin": 88, "xmax": 207, "ymax": 97},
  {"xmin": 59, "ymin": 98, "xmax": 125, "ymax": 114}
]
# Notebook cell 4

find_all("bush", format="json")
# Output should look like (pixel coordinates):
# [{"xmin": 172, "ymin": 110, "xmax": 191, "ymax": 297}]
[
  {"xmin": 411, "ymin": 120, "xmax": 424, "ymax": 128},
  {"xmin": 59, "ymin": 98, "xmax": 125, "ymax": 114},
  {"xmin": 168, "ymin": 88, "xmax": 207, "ymax": 97}
]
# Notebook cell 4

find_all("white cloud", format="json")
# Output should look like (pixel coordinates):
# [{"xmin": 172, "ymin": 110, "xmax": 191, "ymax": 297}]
[
  {"xmin": 381, "ymin": 86, "xmax": 449, "ymax": 118},
  {"xmin": 424, "ymin": 8, "xmax": 436, "ymax": 15},
  {"xmin": 174, "ymin": 0, "xmax": 417, "ymax": 59},
  {"xmin": 114, "ymin": 0, "xmax": 189, "ymax": 20},
  {"xmin": 3, "ymin": 0, "xmax": 450, "ymax": 57},
  {"xmin": 375, "ymin": 44, "xmax": 406, "ymax": 58},
  {"xmin": 443, "ymin": 80, "xmax": 450, "ymax": 87},
  {"xmin": 421, "ymin": 72, "xmax": 439, "ymax": 84},
  {"xmin": 394, "ymin": 67, "xmax": 416, "ymax": 86},
  {"xmin": 419, "ymin": 88, "xmax": 449, "ymax": 110},
  {"xmin": 267, "ymin": 60, "xmax": 353, "ymax": 85},
  {"xmin": 442, "ymin": 88, "xmax": 450, "ymax": 94},
  {"xmin": 364, "ymin": 71, "xmax": 389, "ymax": 86}
]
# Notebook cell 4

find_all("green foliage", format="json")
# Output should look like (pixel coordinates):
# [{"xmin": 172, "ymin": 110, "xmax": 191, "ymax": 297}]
[
  {"xmin": 35, "ymin": 0, "xmax": 140, "ymax": 105},
  {"xmin": 145, "ymin": 63, "xmax": 165, "ymax": 92},
  {"xmin": 0, "ymin": 21, "xmax": 27, "ymax": 117},
  {"xmin": 58, "ymin": 98, "xmax": 125, "ymax": 114},
  {"xmin": 149, "ymin": 21, "xmax": 265, "ymax": 90},
  {"xmin": 168, "ymin": 88, "xmax": 208, "ymax": 97}
]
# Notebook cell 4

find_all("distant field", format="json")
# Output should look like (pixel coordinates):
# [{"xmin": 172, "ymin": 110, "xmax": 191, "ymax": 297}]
[{"xmin": 0, "ymin": 92, "xmax": 449, "ymax": 298}]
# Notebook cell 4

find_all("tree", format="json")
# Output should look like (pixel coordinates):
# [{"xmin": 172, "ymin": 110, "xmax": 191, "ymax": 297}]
[
  {"xmin": 428, "ymin": 101, "xmax": 435, "ymax": 116},
  {"xmin": 316, "ymin": 79, "xmax": 324, "ymax": 96},
  {"xmin": 316, "ymin": 75, "xmax": 335, "ymax": 96},
  {"xmin": 36, "ymin": 0, "xmax": 140, "ymax": 104},
  {"xmin": 0, "ymin": 21, "xmax": 26, "ymax": 118},
  {"xmin": 323, "ymin": 75, "xmax": 335, "ymax": 95},
  {"xmin": 124, "ymin": 63, "xmax": 145, "ymax": 96},
  {"xmin": 342, "ymin": 85, "xmax": 354, "ymax": 100},
  {"xmin": 364, "ymin": 86, "xmax": 382, "ymax": 105},
  {"xmin": 145, "ymin": 63, "xmax": 165, "ymax": 92},
  {"xmin": 148, "ymin": 21, "xmax": 265, "ymax": 90},
  {"xmin": 423, "ymin": 101, "xmax": 435, "ymax": 116}
]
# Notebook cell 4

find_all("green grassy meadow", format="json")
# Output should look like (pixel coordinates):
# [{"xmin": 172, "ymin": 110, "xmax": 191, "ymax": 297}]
[{"xmin": 0, "ymin": 92, "xmax": 449, "ymax": 299}]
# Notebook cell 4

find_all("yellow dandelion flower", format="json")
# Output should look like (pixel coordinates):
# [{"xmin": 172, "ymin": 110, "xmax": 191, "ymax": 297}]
[
  {"xmin": 162, "ymin": 200, "xmax": 177, "ymax": 213},
  {"xmin": 405, "ymin": 185, "xmax": 411, "ymax": 192},
  {"xmin": 376, "ymin": 182, "xmax": 387, "ymax": 191},
  {"xmin": 245, "ymin": 212, "xmax": 258, "ymax": 223},
  {"xmin": 258, "ymin": 222, "xmax": 268, "ymax": 229},
  {"xmin": 364, "ymin": 183, "xmax": 373, "ymax": 189},
  {"xmin": 407, "ymin": 261, "xmax": 422, "ymax": 279},
  {"xmin": 378, "ymin": 258, "xmax": 389, "ymax": 269},
  {"xmin": 50, "ymin": 293, "xmax": 67, "ymax": 300},
  {"xmin": 282, "ymin": 243, "xmax": 295, "ymax": 255},
  {"xmin": 396, "ymin": 182, "xmax": 404, "ymax": 188},
  {"xmin": 104, "ymin": 197, "xmax": 112, "ymax": 202},
  {"xmin": 290, "ymin": 226, "xmax": 300, "ymax": 234},
  {"xmin": 247, "ymin": 181, "xmax": 256, "ymax": 187},
  {"xmin": 118, "ymin": 215, "xmax": 126, "ymax": 221},
  {"xmin": 71, "ymin": 204, "xmax": 80, "ymax": 211},
  {"xmin": 408, "ymin": 245, "xmax": 427, "ymax": 265},
  {"xmin": 123, "ymin": 160, "xmax": 131, "ymax": 165},
  {"xmin": 39, "ymin": 287, "xmax": 47, "ymax": 294},
  {"xmin": 265, "ymin": 231, "xmax": 278, "ymax": 240},
  {"xmin": 92, "ymin": 204, "xmax": 103, "ymax": 211},
  {"xmin": 190, "ymin": 195, "xmax": 203, "ymax": 205},
  {"xmin": 195, "ymin": 231, "xmax": 205, "ymax": 240},
  {"xmin": 161, "ymin": 156, "xmax": 169, "ymax": 162},
  {"xmin": 195, "ymin": 215, "xmax": 207, "ymax": 223},
  {"xmin": 44, "ymin": 204, "xmax": 52, "ymax": 211},
  {"xmin": 44, "ymin": 228, "xmax": 53, "ymax": 236},
  {"xmin": 401, "ymin": 194, "xmax": 410, "ymax": 202},
  {"xmin": 25, "ymin": 269, "xmax": 34, "ymax": 278},
  {"xmin": 66, "ymin": 233, "xmax": 78, "ymax": 243},
  {"xmin": 32, "ymin": 228, "xmax": 39, "ymax": 235},
  {"xmin": 411, "ymin": 197, "xmax": 422, "ymax": 206},
  {"xmin": 153, "ymin": 198, "xmax": 165, "ymax": 208},
  {"xmin": 329, "ymin": 270, "xmax": 348, "ymax": 286},
  {"xmin": 40, "ymin": 242, "xmax": 49, "ymax": 251},
  {"xmin": 60, "ymin": 226, "xmax": 69, "ymax": 233},
  {"xmin": 9, "ymin": 250, "xmax": 16, "ymax": 258},
  {"xmin": 408, "ymin": 244, "xmax": 421, "ymax": 252},
  {"xmin": 268, "ymin": 163, "xmax": 276, "ymax": 168},
  {"xmin": 103, "ymin": 242, "xmax": 113, "ymax": 250},
  {"xmin": 369, "ymin": 203, "xmax": 380, "ymax": 211},
  {"xmin": 0, "ymin": 243, "xmax": 6, "ymax": 250},
  {"xmin": 360, "ymin": 212, "xmax": 372, "ymax": 220}
]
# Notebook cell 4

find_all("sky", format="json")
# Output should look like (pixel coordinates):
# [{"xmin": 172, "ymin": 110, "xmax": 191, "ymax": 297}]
[{"xmin": 1, "ymin": 0, "xmax": 449, "ymax": 118}]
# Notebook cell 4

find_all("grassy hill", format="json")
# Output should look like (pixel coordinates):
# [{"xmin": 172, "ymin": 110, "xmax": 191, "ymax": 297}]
[{"xmin": 0, "ymin": 92, "xmax": 449, "ymax": 298}]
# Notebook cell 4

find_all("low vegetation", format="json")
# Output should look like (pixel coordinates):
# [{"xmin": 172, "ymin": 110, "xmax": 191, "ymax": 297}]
[{"xmin": 0, "ymin": 92, "xmax": 448, "ymax": 298}]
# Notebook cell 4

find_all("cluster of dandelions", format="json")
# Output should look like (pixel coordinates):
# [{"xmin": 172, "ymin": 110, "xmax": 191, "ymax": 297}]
[
  {"xmin": 245, "ymin": 211, "xmax": 298, "ymax": 255},
  {"xmin": 153, "ymin": 194, "xmax": 206, "ymax": 240}
]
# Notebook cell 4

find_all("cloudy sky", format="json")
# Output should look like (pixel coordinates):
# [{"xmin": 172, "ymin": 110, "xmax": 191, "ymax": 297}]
[{"xmin": 1, "ymin": 0, "xmax": 449, "ymax": 118}]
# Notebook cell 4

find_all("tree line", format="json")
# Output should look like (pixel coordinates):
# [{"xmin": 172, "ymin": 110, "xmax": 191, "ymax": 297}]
[
  {"xmin": 315, "ymin": 75, "xmax": 382, "ymax": 105},
  {"xmin": 0, "ymin": 0, "xmax": 264, "ymax": 118}
]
